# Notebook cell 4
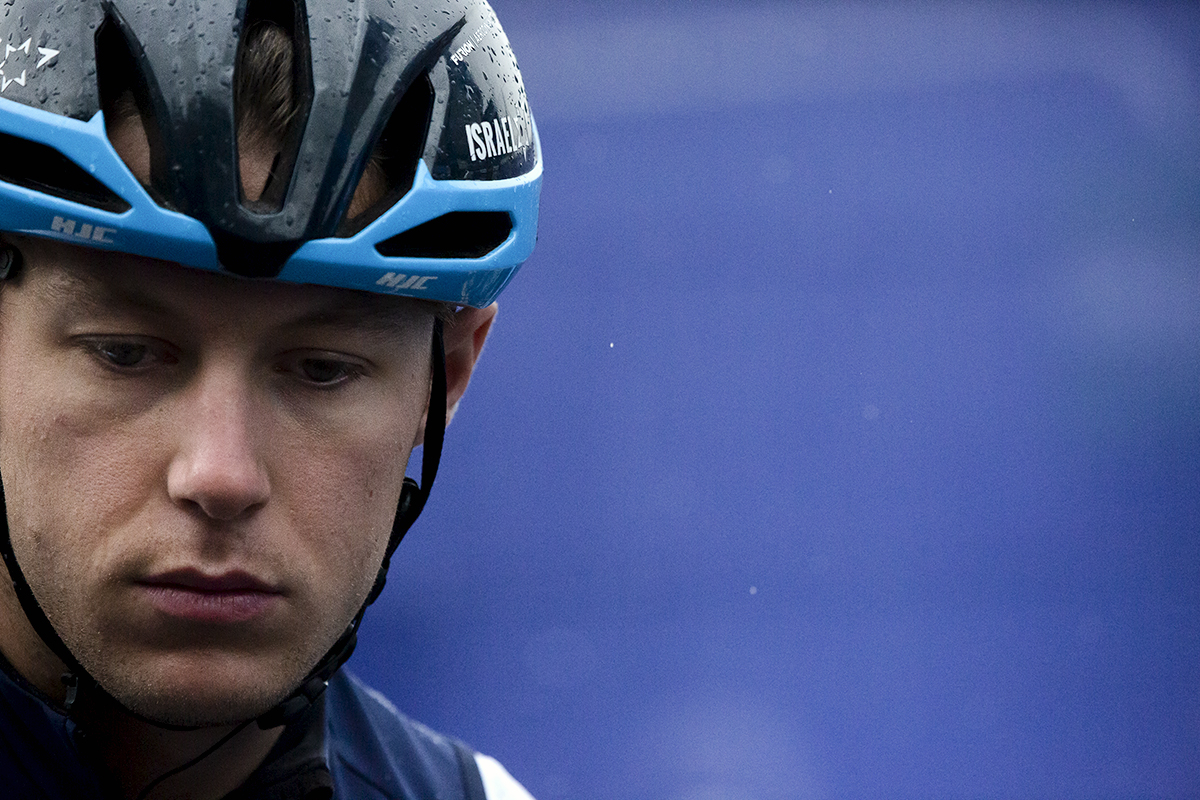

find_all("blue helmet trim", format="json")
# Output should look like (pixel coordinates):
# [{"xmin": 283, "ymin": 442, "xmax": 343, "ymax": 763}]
[
  {"xmin": 0, "ymin": 98, "xmax": 220, "ymax": 268},
  {"xmin": 0, "ymin": 97, "xmax": 541, "ymax": 308},
  {"xmin": 281, "ymin": 149, "xmax": 542, "ymax": 308}
]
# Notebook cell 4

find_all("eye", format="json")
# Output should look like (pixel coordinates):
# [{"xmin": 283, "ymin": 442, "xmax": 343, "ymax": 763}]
[
  {"xmin": 84, "ymin": 338, "xmax": 177, "ymax": 371},
  {"xmin": 282, "ymin": 354, "xmax": 367, "ymax": 387},
  {"xmin": 101, "ymin": 341, "xmax": 148, "ymax": 367},
  {"xmin": 301, "ymin": 358, "xmax": 353, "ymax": 384}
]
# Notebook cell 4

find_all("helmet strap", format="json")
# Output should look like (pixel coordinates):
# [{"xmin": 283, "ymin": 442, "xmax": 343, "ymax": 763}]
[{"xmin": 369, "ymin": 315, "xmax": 447, "ymax": 604}]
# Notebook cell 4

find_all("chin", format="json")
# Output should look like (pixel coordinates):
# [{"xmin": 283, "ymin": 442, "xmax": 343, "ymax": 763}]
[
  {"xmin": 92, "ymin": 649, "xmax": 316, "ymax": 727},
  {"xmin": 127, "ymin": 688, "xmax": 284, "ymax": 728}
]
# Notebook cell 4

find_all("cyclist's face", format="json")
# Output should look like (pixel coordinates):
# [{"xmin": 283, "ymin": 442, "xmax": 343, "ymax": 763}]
[{"xmin": 0, "ymin": 239, "xmax": 434, "ymax": 725}]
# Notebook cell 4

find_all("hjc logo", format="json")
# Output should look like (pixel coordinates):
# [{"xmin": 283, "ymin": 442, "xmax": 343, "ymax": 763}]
[
  {"xmin": 51, "ymin": 216, "xmax": 116, "ymax": 244},
  {"xmin": 376, "ymin": 272, "xmax": 437, "ymax": 291}
]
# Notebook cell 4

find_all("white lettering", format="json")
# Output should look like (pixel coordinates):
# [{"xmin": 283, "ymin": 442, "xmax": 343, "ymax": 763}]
[
  {"xmin": 491, "ymin": 119, "xmax": 506, "ymax": 155},
  {"xmin": 450, "ymin": 40, "xmax": 475, "ymax": 65},
  {"xmin": 48, "ymin": 216, "xmax": 116, "ymax": 243},
  {"xmin": 481, "ymin": 122, "xmax": 497, "ymax": 158},
  {"xmin": 467, "ymin": 123, "xmax": 488, "ymax": 162},
  {"xmin": 449, "ymin": 22, "xmax": 496, "ymax": 65},
  {"xmin": 512, "ymin": 116, "xmax": 524, "ymax": 150},
  {"xmin": 473, "ymin": 124, "xmax": 486, "ymax": 160},
  {"xmin": 501, "ymin": 117, "xmax": 513, "ymax": 152},
  {"xmin": 377, "ymin": 272, "xmax": 408, "ymax": 288},
  {"xmin": 376, "ymin": 273, "xmax": 437, "ymax": 292},
  {"xmin": 464, "ymin": 110, "xmax": 534, "ymax": 163}
]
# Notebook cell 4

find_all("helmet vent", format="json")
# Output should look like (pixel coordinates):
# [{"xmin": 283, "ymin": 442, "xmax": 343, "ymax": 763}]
[
  {"xmin": 94, "ymin": 12, "xmax": 167, "ymax": 208},
  {"xmin": 234, "ymin": 0, "xmax": 313, "ymax": 214},
  {"xmin": 339, "ymin": 72, "xmax": 436, "ymax": 237},
  {"xmin": 0, "ymin": 132, "xmax": 131, "ymax": 214},
  {"xmin": 375, "ymin": 212, "xmax": 512, "ymax": 260}
]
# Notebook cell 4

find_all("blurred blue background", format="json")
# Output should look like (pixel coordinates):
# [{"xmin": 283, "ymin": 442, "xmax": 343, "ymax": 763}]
[{"xmin": 356, "ymin": 2, "xmax": 1200, "ymax": 798}]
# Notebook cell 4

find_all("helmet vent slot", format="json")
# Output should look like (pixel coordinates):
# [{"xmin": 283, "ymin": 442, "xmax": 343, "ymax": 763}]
[
  {"xmin": 233, "ymin": 0, "xmax": 312, "ymax": 214},
  {"xmin": 339, "ymin": 72, "xmax": 436, "ymax": 237},
  {"xmin": 0, "ymin": 132, "xmax": 130, "ymax": 214},
  {"xmin": 375, "ymin": 212, "xmax": 512, "ymax": 260},
  {"xmin": 94, "ymin": 12, "xmax": 167, "ymax": 208}
]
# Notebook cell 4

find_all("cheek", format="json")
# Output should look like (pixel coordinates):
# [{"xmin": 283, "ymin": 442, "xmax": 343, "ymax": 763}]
[
  {"xmin": 270, "ymin": 427, "xmax": 416, "ymax": 609},
  {"xmin": 276, "ymin": 356, "xmax": 431, "ymax": 603},
  {"xmin": 0, "ymin": 382, "xmax": 164, "ymax": 595},
  {"xmin": 0, "ymin": 319, "xmax": 154, "ymax": 527}
]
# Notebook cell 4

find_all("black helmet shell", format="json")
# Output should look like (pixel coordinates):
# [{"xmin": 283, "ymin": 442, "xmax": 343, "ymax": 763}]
[{"xmin": 0, "ymin": 0, "xmax": 539, "ymax": 277}]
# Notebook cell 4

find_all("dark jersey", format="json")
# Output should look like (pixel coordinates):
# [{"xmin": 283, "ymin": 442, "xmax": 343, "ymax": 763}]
[{"xmin": 0, "ymin": 655, "xmax": 533, "ymax": 799}]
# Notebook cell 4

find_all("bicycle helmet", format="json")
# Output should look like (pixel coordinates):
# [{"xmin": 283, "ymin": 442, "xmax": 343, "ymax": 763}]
[
  {"xmin": 0, "ymin": 0, "xmax": 540, "ymax": 730},
  {"xmin": 0, "ymin": 0, "xmax": 539, "ymax": 306}
]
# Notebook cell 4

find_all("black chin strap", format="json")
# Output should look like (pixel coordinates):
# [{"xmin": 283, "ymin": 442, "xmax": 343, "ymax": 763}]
[{"xmin": 0, "ymin": 316, "xmax": 447, "ymax": 732}]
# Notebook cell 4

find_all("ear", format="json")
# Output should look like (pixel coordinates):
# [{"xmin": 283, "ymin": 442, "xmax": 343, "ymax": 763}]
[{"xmin": 414, "ymin": 302, "xmax": 497, "ymax": 446}]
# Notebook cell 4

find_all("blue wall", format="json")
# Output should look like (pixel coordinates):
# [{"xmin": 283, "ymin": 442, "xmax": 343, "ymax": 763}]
[{"xmin": 356, "ymin": 3, "xmax": 1200, "ymax": 797}]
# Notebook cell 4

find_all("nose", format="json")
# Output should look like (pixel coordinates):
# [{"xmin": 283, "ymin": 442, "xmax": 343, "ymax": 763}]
[{"xmin": 167, "ymin": 365, "xmax": 270, "ymax": 521}]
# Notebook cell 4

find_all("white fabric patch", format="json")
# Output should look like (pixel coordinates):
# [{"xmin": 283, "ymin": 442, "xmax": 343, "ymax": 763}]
[{"xmin": 475, "ymin": 753, "xmax": 537, "ymax": 800}]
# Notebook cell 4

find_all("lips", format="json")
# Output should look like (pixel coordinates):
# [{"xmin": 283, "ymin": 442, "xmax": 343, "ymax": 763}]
[{"xmin": 137, "ymin": 569, "xmax": 282, "ymax": 624}]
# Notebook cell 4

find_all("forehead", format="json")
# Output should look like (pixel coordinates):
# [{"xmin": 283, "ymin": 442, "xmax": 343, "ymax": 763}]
[{"xmin": 8, "ymin": 236, "xmax": 430, "ymax": 336}]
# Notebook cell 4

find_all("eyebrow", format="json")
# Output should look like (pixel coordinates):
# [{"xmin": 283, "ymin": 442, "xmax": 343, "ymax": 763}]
[
  {"xmin": 42, "ymin": 267, "xmax": 167, "ymax": 318},
  {"xmin": 43, "ymin": 267, "xmax": 428, "ymax": 339},
  {"xmin": 281, "ymin": 300, "xmax": 428, "ymax": 338}
]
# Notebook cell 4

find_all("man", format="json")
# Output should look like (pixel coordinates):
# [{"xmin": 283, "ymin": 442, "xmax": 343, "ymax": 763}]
[{"xmin": 0, "ymin": 1, "xmax": 541, "ymax": 797}]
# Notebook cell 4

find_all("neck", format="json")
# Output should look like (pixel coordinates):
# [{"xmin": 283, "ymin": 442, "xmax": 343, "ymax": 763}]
[
  {"xmin": 0, "ymin": 579, "xmax": 282, "ymax": 800},
  {"xmin": 77, "ymin": 697, "xmax": 282, "ymax": 800}
]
